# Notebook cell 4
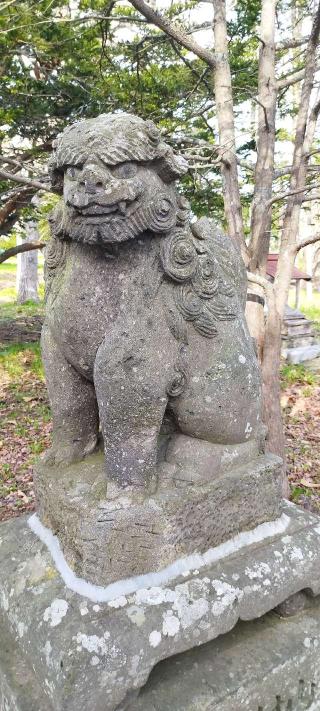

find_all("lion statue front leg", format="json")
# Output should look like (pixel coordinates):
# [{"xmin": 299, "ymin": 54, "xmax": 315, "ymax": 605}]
[
  {"xmin": 41, "ymin": 324, "xmax": 99, "ymax": 465},
  {"xmin": 94, "ymin": 319, "xmax": 176, "ymax": 491}
]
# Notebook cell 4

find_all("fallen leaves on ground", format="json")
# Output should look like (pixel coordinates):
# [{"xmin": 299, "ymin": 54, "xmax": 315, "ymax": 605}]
[
  {"xmin": 282, "ymin": 368, "xmax": 320, "ymax": 514},
  {"xmin": 0, "ymin": 344, "xmax": 51, "ymax": 522}
]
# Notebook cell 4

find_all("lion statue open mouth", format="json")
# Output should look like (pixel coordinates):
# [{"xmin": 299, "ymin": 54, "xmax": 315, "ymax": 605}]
[{"xmin": 42, "ymin": 112, "xmax": 262, "ymax": 491}]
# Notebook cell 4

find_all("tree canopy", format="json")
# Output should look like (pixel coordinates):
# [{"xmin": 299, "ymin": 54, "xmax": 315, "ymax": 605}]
[{"xmin": 1, "ymin": 0, "xmax": 319, "ymax": 241}]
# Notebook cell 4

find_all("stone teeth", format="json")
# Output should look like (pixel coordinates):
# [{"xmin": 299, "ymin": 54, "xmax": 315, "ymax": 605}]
[{"xmin": 118, "ymin": 201, "xmax": 126, "ymax": 215}]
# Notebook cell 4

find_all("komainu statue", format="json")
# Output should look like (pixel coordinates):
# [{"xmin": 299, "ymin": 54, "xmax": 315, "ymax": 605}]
[{"xmin": 36, "ymin": 113, "xmax": 281, "ymax": 584}]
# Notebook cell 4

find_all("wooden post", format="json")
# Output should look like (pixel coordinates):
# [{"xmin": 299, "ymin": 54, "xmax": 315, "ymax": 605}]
[{"xmin": 295, "ymin": 279, "xmax": 301, "ymax": 309}]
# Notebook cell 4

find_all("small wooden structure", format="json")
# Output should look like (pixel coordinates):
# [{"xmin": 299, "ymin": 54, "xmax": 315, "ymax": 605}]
[
  {"xmin": 266, "ymin": 254, "xmax": 311, "ymax": 309},
  {"xmin": 266, "ymin": 255, "xmax": 319, "ymax": 361}
]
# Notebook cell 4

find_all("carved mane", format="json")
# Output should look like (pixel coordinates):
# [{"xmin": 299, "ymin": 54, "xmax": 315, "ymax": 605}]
[{"xmin": 161, "ymin": 218, "xmax": 245, "ymax": 341}]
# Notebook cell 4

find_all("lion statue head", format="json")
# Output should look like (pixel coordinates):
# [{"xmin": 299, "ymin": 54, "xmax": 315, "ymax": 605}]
[{"xmin": 49, "ymin": 113, "xmax": 189, "ymax": 244}]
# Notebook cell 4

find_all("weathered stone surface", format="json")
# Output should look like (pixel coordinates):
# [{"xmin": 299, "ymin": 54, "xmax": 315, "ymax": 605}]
[
  {"xmin": 274, "ymin": 590, "xmax": 312, "ymax": 618},
  {"xmin": 36, "ymin": 112, "xmax": 267, "ymax": 582},
  {"xmin": 1, "ymin": 502, "xmax": 320, "ymax": 711},
  {"xmin": 0, "ymin": 614, "xmax": 45, "ymax": 711},
  {"xmin": 35, "ymin": 450, "xmax": 282, "ymax": 585},
  {"xmin": 131, "ymin": 603, "xmax": 320, "ymax": 711},
  {"xmin": 43, "ymin": 113, "xmax": 262, "ymax": 487},
  {"xmin": 281, "ymin": 305, "xmax": 318, "ymax": 356},
  {"xmin": 286, "ymin": 344, "xmax": 320, "ymax": 364}
]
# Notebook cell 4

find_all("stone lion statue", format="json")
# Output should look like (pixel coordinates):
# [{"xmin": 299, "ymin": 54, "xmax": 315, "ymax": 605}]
[{"xmin": 42, "ymin": 112, "xmax": 262, "ymax": 491}]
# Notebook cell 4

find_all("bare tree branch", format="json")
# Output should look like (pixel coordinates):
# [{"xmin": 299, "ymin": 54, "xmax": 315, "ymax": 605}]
[
  {"xmin": 275, "ymin": 36, "xmax": 308, "ymax": 51},
  {"xmin": 274, "ymin": 163, "xmax": 320, "ymax": 178},
  {"xmin": 0, "ymin": 241, "xmax": 45, "ymax": 264},
  {"xmin": 248, "ymin": 0, "xmax": 277, "ymax": 271},
  {"xmin": 0, "ymin": 191, "xmax": 23, "ymax": 226},
  {"xmin": 296, "ymin": 232, "xmax": 320, "ymax": 251},
  {"xmin": 277, "ymin": 67, "xmax": 305, "ymax": 90},
  {"xmin": 0, "ymin": 156, "xmax": 25, "ymax": 171},
  {"xmin": 302, "ymin": 192, "xmax": 320, "ymax": 201},
  {"xmin": 0, "ymin": 168, "xmax": 52, "ymax": 192},
  {"xmin": 277, "ymin": 63, "xmax": 320, "ymax": 90},
  {"xmin": 212, "ymin": 0, "xmax": 246, "ymax": 257},
  {"xmin": 247, "ymin": 271, "xmax": 275, "ymax": 301},
  {"xmin": 0, "ymin": 186, "xmax": 36, "ymax": 235},
  {"xmin": 252, "ymin": 96, "xmax": 270, "ymax": 131},
  {"xmin": 269, "ymin": 186, "xmax": 320, "ymax": 204},
  {"xmin": 0, "ymin": 13, "xmax": 149, "ymax": 35},
  {"xmin": 127, "ymin": 0, "xmax": 217, "ymax": 67}
]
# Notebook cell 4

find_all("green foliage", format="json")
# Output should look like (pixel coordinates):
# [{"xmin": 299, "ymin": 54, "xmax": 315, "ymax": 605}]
[
  {"xmin": 1, "ymin": 0, "xmax": 315, "ymax": 237},
  {"xmin": 0, "ymin": 233, "xmax": 16, "ymax": 252},
  {"xmin": 291, "ymin": 485, "xmax": 311, "ymax": 501},
  {"xmin": 280, "ymin": 363, "xmax": 316, "ymax": 387},
  {"xmin": 0, "ymin": 0, "xmax": 265, "ymax": 226},
  {"xmin": 299, "ymin": 303, "xmax": 320, "ymax": 333},
  {"xmin": 230, "ymin": 0, "xmax": 261, "ymax": 36},
  {"xmin": 0, "ymin": 262, "xmax": 15, "ymax": 272},
  {"xmin": 276, "ymin": 127, "xmax": 294, "ymax": 142}
]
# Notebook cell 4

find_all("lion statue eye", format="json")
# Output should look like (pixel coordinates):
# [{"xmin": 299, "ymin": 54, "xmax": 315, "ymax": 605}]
[
  {"xmin": 65, "ymin": 166, "xmax": 78, "ymax": 179},
  {"xmin": 112, "ymin": 162, "xmax": 137, "ymax": 179},
  {"xmin": 65, "ymin": 165, "xmax": 81, "ymax": 179}
]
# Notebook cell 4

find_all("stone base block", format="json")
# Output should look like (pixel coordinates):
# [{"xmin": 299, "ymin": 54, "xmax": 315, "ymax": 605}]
[
  {"xmin": 34, "ymin": 451, "xmax": 282, "ymax": 585},
  {"xmin": 1, "ymin": 503, "xmax": 320, "ymax": 711},
  {"xmin": 285, "ymin": 343, "xmax": 320, "ymax": 364},
  {"xmin": 132, "ymin": 601, "xmax": 320, "ymax": 711}
]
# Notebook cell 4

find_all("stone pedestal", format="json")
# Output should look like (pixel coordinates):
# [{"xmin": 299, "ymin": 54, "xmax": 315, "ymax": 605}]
[
  {"xmin": 1, "ymin": 502, "xmax": 320, "ymax": 711},
  {"xmin": 132, "ymin": 601, "xmax": 320, "ymax": 711},
  {"xmin": 34, "ymin": 450, "xmax": 282, "ymax": 585}
]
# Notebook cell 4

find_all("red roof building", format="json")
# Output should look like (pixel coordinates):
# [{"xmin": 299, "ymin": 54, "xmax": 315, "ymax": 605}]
[
  {"xmin": 266, "ymin": 254, "xmax": 311, "ymax": 281},
  {"xmin": 266, "ymin": 254, "xmax": 311, "ymax": 309}
]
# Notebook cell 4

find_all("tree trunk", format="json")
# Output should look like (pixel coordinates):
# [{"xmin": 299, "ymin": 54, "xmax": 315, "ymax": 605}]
[
  {"xmin": 262, "ymin": 305, "xmax": 289, "ymax": 497},
  {"xmin": 305, "ymin": 245, "xmax": 314, "ymax": 301},
  {"xmin": 258, "ymin": 2, "xmax": 320, "ymax": 491},
  {"xmin": 304, "ymin": 203, "xmax": 317, "ymax": 299},
  {"xmin": 313, "ymin": 245, "xmax": 320, "ymax": 291},
  {"xmin": 16, "ymin": 221, "xmax": 39, "ymax": 304},
  {"xmin": 212, "ymin": 0, "xmax": 246, "ymax": 258},
  {"xmin": 275, "ymin": 3, "xmax": 320, "ymax": 319},
  {"xmin": 248, "ymin": 271, "xmax": 289, "ymax": 497},
  {"xmin": 246, "ymin": 0, "xmax": 277, "ymax": 364},
  {"xmin": 249, "ymin": 0, "xmax": 277, "ymax": 274}
]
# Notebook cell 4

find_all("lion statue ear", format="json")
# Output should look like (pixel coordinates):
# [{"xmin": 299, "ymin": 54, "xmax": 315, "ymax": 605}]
[
  {"xmin": 48, "ymin": 154, "xmax": 64, "ymax": 195},
  {"xmin": 155, "ymin": 143, "xmax": 189, "ymax": 183}
]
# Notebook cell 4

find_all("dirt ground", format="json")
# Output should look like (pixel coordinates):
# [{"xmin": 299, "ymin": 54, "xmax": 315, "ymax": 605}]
[{"xmin": 282, "ymin": 365, "xmax": 320, "ymax": 513}]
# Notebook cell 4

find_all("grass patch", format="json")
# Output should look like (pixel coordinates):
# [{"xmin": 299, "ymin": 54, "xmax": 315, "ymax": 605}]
[
  {"xmin": 303, "ymin": 306, "xmax": 320, "ymax": 335},
  {"xmin": 0, "ymin": 289, "xmax": 45, "ymax": 305},
  {"xmin": 280, "ymin": 363, "xmax": 316, "ymax": 387},
  {"xmin": 0, "ymin": 286, "xmax": 16, "ymax": 301},
  {"xmin": 0, "ymin": 262, "xmax": 16, "ymax": 273},
  {"xmin": 288, "ymin": 289, "xmax": 320, "ymax": 332},
  {"xmin": 0, "ymin": 342, "xmax": 44, "ymax": 380},
  {"xmin": 0, "ymin": 299, "xmax": 45, "ymax": 320},
  {"xmin": 291, "ymin": 485, "xmax": 312, "ymax": 502}
]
